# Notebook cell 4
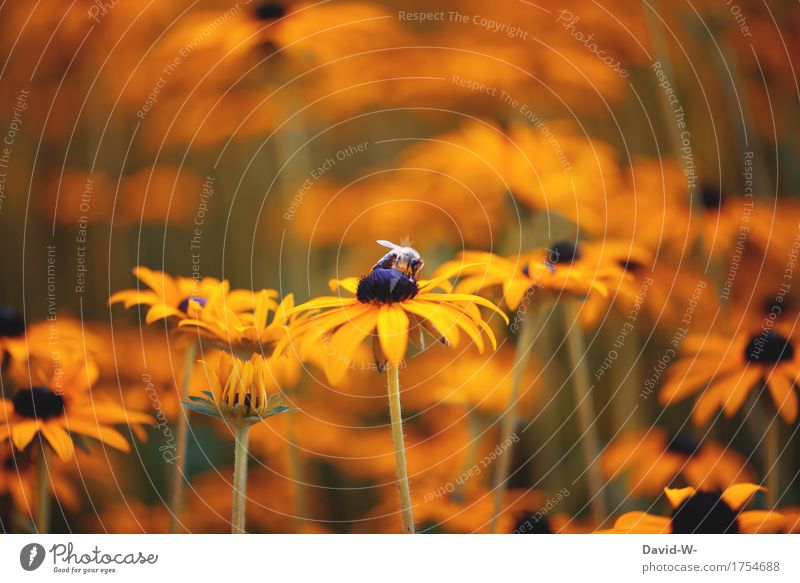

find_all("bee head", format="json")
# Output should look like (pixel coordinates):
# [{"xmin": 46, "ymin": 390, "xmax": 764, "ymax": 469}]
[{"xmin": 408, "ymin": 258, "xmax": 424, "ymax": 277}]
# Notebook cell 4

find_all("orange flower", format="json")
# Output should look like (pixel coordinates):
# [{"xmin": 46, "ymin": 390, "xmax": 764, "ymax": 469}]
[
  {"xmin": 109, "ymin": 267, "xmax": 253, "ymax": 326},
  {"xmin": 660, "ymin": 322, "xmax": 800, "ymax": 424},
  {"xmin": 602, "ymin": 428, "xmax": 755, "ymax": 496},
  {"xmin": 601, "ymin": 484, "xmax": 784, "ymax": 534},
  {"xmin": 0, "ymin": 357, "xmax": 152, "ymax": 461}
]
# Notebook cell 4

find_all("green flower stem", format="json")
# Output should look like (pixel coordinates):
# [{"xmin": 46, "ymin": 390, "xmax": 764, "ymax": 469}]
[
  {"xmin": 488, "ymin": 306, "xmax": 539, "ymax": 533},
  {"xmin": 286, "ymin": 414, "xmax": 309, "ymax": 533},
  {"xmin": 563, "ymin": 301, "xmax": 607, "ymax": 525},
  {"xmin": 35, "ymin": 444, "xmax": 51, "ymax": 534},
  {"xmin": 231, "ymin": 424, "xmax": 251, "ymax": 534},
  {"xmin": 169, "ymin": 340, "xmax": 197, "ymax": 534},
  {"xmin": 452, "ymin": 410, "xmax": 482, "ymax": 505},
  {"xmin": 765, "ymin": 420, "xmax": 779, "ymax": 508},
  {"xmin": 387, "ymin": 362, "xmax": 414, "ymax": 534}
]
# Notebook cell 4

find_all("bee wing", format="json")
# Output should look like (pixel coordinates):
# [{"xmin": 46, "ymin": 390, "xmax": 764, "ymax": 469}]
[{"xmin": 376, "ymin": 240, "xmax": 401, "ymax": 251}]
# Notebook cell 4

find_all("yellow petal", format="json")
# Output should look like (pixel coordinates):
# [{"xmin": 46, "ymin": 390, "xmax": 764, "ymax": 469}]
[
  {"xmin": 737, "ymin": 510, "xmax": 786, "ymax": 533},
  {"xmin": 721, "ymin": 483, "xmax": 764, "ymax": 511},
  {"xmin": 40, "ymin": 423, "xmax": 75, "ymax": 461},
  {"xmin": 767, "ymin": 371, "xmax": 798, "ymax": 423},
  {"xmin": 377, "ymin": 306, "xmax": 409, "ymax": 364},
  {"xmin": 664, "ymin": 486, "xmax": 695, "ymax": 509},
  {"xmin": 145, "ymin": 304, "xmax": 183, "ymax": 324},
  {"xmin": 11, "ymin": 421, "xmax": 40, "ymax": 451},
  {"xmin": 329, "ymin": 278, "xmax": 359, "ymax": 294},
  {"xmin": 324, "ymin": 310, "xmax": 379, "ymax": 385}
]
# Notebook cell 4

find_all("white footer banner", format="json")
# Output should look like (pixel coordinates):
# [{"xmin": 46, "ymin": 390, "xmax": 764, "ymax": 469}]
[{"xmin": 0, "ymin": 535, "xmax": 797, "ymax": 582}]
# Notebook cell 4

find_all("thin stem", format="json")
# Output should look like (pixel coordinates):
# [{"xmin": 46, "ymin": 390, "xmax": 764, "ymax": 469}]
[
  {"xmin": 231, "ymin": 424, "xmax": 251, "ymax": 534},
  {"xmin": 765, "ymin": 420, "xmax": 779, "ymax": 508},
  {"xmin": 387, "ymin": 362, "xmax": 414, "ymax": 533},
  {"xmin": 452, "ymin": 411, "xmax": 482, "ymax": 504},
  {"xmin": 286, "ymin": 414, "xmax": 309, "ymax": 533},
  {"xmin": 488, "ymin": 306, "xmax": 539, "ymax": 533},
  {"xmin": 169, "ymin": 340, "xmax": 197, "ymax": 534},
  {"xmin": 35, "ymin": 444, "xmax": 51, "ymax": 534},
  {"xmin": 562, "ymin": 301, "xmax": 607, "ymax": 525}
]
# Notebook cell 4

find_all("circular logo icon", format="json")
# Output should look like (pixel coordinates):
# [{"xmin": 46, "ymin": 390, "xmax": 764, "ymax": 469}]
[{"xmin": 20, "ymin": 543, "xmax": 46, "ymax": 571}]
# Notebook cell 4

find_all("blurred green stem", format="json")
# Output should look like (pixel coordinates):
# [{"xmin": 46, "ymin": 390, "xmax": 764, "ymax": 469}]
[
  {"xmin": 765, "ymin": 420, "xmax": 779, "ymax": 508},
  {"xmin": 387, "ymin": 363, "xmax": 414, "ymax": 533},
  {"xmin": 488, "ymin": 303, "xmax": 539, "ymax": 533},
  {"xmin": 169, "ymin": 340, "xmax": 197, "ymax": 534},
  {"xmin": 452, "ymin": 410, "xmax": 482, "ymax": 504},
  {"xmin": 286, "ymin": 414, "xmax": 309, "ymax": 532},
  {"xmin": 562, "ymin": 301, "xmax": 607, "ymax": 525},
  {"xmin": 35, "ymin": 445, "xmax": 51, "ymax": 534},
  {"xmin": 231, "ymin": 424, "xmax": 250, "ymax": 534}
]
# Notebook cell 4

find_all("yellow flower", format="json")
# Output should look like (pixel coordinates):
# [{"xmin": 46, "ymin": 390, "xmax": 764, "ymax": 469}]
[
  {"xmin": 109, "ymin": 266, "xmax": 252, "ymax": 325},
  {"xmin": 602, "ymin": 428, "xmax": 755, "ymax": 497},
  {"xmin": 280, "ymin": 263, "xmax": 507, "ymax": 385},
  {"xmin": 601, "ymin": 484, "xmax": 784, "ymax": 534},
  {"xmin": 187, "ymin": 352, "xmax": 295, "ymax": 425},
  {"xmin": 0, "ymin": 357, "xmax": 152, "ymax": 461},
  {"xmin": 178, "ymin": 289, "xmax": 294, "ymax": 357},
  {"xmin": 446, "ymin": 241, "xmax": 632, "ymax": 311},
  {"xmin": 659, "ymin": 323, "xmax": 800, "ymax": 424}
]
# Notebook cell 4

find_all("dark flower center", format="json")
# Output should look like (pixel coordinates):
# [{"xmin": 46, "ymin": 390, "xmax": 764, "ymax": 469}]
[
  {"xmin": 744, "ymin": 330, "xmax": 794, "ymax": 364},
  {"xmin": 549, "ymin": 241, "xmax": 581, "ymax": 264},
  {"xmin": 254, "ymin": 2, "xmax": 286, "ymax": 20},
  {"xmin": 670, "ymin": 492, "xmax": 739, "ymax": 534},
  {"xmin": 700, "ymin": 184, "xmax": 724, "ymax": 210},
  {"xmin": 356, "ymin": 268, "xmax": 419, "ymax": 304},
  {"xmin": 3, "ymin": 453, "xmax": 27, "ymax": 471},
  {"xmin": 762, "ymin": 297, "xmax": 790, "ymax": 317},
  {"xmin": 618, "ymin": 259, "xmax": 644, "ymax": 274},
  {"xmin": 0, "ymin": 306, "xmax": 26, "ymax": 338},
  {"xmin": 666, "ymin": 434, "xmax": 700, "ymax": 456},
  {"xmin": 178, "ymin": 296, "xmax": 207, "ymax": 313},
  {"xmin": 513, "ymin": 513, "xmax": 552, "ymax": 534},
  {"xmin": 12, "ymin": 386, "xmax": 66, "ymax": 420}
]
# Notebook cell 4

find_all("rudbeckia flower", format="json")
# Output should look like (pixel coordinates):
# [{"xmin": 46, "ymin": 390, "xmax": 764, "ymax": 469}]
[
  {"xmin": 187, "ymin": 352, "xmax": 295, "ymax": 425},
  {"xmin": 1, "ymin": 314, "xmax": 102, "ymax": 373},
  {"xmin": 602, "ymin": 428, "xmax": 755, "ymax": 496},
  {"xmin": 659, "ymin": 325, "xmax": 800, "ymax": 424},
  {"xmin": 446, "ymin": 240, "xmax": 634, "ymax": 317},
  {"xmin": 0, "ymin": 358, "xmax": 153, "ymax": 461},
  {"xmin": 282, "ymin": 263, "xmax": 507, "ymax": 385},
  {"xmin": 186, "ymin": 352, "xmax": 295, "ymax": 533},
  {"xmin": 109, "ymin": 266, "xmax": 252, "ymax": 325},
  {"xmin": 601, "ymin": 484, "xmax": 784, "ymax": 534},
  {"xmin": 178, "ymin": 289, "xmax": 295, "ymax": 358},
  {"xmin": 280, "ymin": 251, "xmax": 505, "ymax": 534}
]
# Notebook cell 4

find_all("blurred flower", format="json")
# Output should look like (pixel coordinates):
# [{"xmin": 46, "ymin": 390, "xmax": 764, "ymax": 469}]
[
  {"xmin": 448, "ymin": 241, "xmax": 632, "ymax": 314},
  {"xmin": 0, "ymin": 357, "xmax": 152, "ymax": 461},
  {"xmin": 601, "ymin": 484, "xmax": 784, "ymax": 534},
  {"xmin": 0, "ymin": 443, "xmax": 79, "ymax": 518},
  {"xmin": 402, "ymin": 346, "xmax": 539, "ymax": 416},
  {"xmin": 602, "ymin": 428, "xmax": 755, "ymax": 496},
  {"xmin": 359, "ymin": 484, "xmax": 545, "ymax": 534},
  {"xmin": 659, "ymin": 323, "xmax": 800, "ymax": 424}
]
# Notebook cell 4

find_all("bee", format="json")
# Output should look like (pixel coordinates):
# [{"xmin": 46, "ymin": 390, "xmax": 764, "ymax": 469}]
[{"xmin": 372, "ymin": 240, "xmax": 424, "ymax": 277}]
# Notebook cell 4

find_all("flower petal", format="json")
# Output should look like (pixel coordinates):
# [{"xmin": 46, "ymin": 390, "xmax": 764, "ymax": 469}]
[
  {"xmin": 377, "ymin": 306, "xmax": 409, "ymax": 364},
  {"xmin": 664, "ymin": 486, "xmax": 695, "ymax": 509},
  {"xmin": 721, "ymin": 483, "xmax": 764, "ymax": 511}
]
